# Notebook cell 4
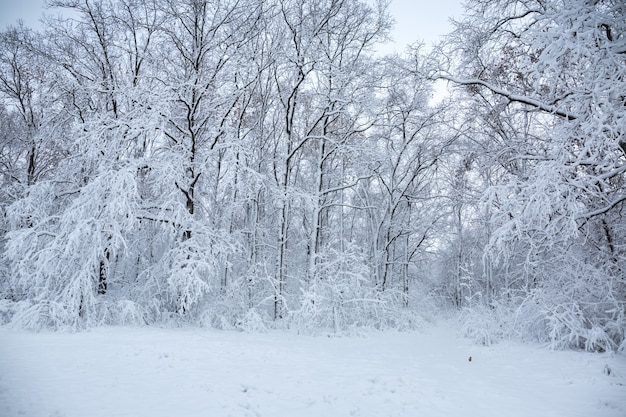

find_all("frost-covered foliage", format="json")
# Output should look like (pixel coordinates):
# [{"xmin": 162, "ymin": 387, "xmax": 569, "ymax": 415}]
[
  {"xmin": 2, "ymin": 0, "xmax": 623, "ymax": 349},
  {"xmin": 438, "ymin": 0, "xmax": 626, "ymax": 351},
  {"xmin": 290, "ymin": 245, "xmax": 429, "ymax": 333},
  {"xmin": 0, "ymin": 0, "xmax": 440, "ymax": 332},
  {"xmin": 460, "ymin": 248, "xmax": 625, "ymax": 352}
]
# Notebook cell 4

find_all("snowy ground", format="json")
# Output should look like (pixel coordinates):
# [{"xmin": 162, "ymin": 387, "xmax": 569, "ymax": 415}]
[{"xmin": 1, "ymin": 322, "xmax": 625, "ymax": 417}]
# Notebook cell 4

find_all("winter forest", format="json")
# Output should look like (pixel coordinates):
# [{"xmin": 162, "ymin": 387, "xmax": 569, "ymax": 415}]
[{"xmin": 0, "ymin": 0, "xmax": 624, "ymax": 352}]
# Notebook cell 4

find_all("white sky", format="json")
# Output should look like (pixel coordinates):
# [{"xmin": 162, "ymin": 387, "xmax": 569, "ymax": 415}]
[
  {"xmin": 384, "ymin": 0, "xmax": 464, "ymax": 53},
  {"xmin": 0, "ymin": 0, "xmax": 47, "ymax": 29},
  {"xmin": 0, "ymin": 0, "xmax": 464, "ymax": 52}
]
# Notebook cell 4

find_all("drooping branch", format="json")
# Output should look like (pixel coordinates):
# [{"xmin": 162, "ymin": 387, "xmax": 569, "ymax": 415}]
[
  {"xmin": 437, "ymin": 74, "xmax": 579, "ymax": 121},
  {"xmin": 579, "ymin": 195, "xmax": 626, "ymax": 220}
]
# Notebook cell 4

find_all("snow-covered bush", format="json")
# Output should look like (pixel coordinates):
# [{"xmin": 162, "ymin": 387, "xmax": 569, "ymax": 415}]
[
  {"xmin": 460, "ymin": 302, "xmax": 512, "ymax": 346},
  {"xmin": 460, "ymin": 263, "xmax": 626, "ymax": 352},
  {"xmin": 290, "ymin": 246, "xmax": 432, "ymax": 334},
  {"xmin": 235, "ymin": 309, "xmax": 271, "ymax": 333}
]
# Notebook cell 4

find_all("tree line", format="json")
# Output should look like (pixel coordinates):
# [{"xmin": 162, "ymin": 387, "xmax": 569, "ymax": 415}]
[{"xmin": 0, "ymin": 0, "xmax": 624, "ymax": 351}]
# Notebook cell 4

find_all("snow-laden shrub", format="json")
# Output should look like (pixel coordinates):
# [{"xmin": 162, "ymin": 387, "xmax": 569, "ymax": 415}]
[
  {"xmin": 290, "ymin": 246, "xmax": 382, "ymax": 333},
  {"xmin": 235, "ymin": 309, "xmax": 270, "ymax": 333},
  {"xmin": 459, "ymin": 296, "xmax": 532, "ymax": 346},
  {"xmin": 0, "ymin": 299, "xmax": 27, "ymax": 326},
  {"xmin": 290, "ymin": 248, "xmax": 432, "ymax": 334},
  {"xmin": 197, "ymin": 305, "xmax": 270, "ymax": 332},
  {"xmin": 461, "ymin": 304, "xmax": 505, "ymax": 346},
  {"xmin": 532, "ymin": 254, "xmax": 625, "ymax": 352},
  {"xmin": 290, "ymin": 277, "xmax": 370, "ymax": 333},
  {"xmin": 460, "ymin": 271, "xmax": 626, "ymax": 352},
  {"xmin": 2, "ymin": 297, "xmax": 152, "ymax": 330},
  {"xmin": 194, "ymin": 265, "xmax": 272, "ymax": 331},
  {"xmin": 94, "ymin": 300, "xmax": 149, "ymax": 326},
  {"xmin": 197, "ymin": 302, "xmax": 237, "ymax": 330},
  {"xmin": 8, "ymin": 300, "xmax": 81, "ymax": 331},
  {"xmin": 542, "ymin": 300, "xmax": 625, "ymax": 353}
]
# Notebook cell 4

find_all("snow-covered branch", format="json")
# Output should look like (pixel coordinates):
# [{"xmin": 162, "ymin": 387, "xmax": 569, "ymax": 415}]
[{"xmin": 437, "ymin": 75, "xmax": 579, "ymax": 121}]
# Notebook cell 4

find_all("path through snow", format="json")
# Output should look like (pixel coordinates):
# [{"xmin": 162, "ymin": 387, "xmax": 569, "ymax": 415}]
[{"xmin": 1, "ymin": 322, "xmax": 625, "ymax": 416}]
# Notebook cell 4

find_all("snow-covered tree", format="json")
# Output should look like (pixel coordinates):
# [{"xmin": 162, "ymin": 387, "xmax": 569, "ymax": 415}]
[{"xmin": 438, "ymin": 0, "xmax": 626, "ymax": 351}]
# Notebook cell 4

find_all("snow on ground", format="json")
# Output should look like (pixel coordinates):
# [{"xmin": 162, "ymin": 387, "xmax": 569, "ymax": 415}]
[{"xmin": 0, "ymin": 322, "xmax": 625, "ymax": 417}]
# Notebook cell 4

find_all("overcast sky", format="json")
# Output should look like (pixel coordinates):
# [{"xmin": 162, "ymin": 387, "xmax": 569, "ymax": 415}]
[
  {"xmin": 385, "ymin": 0, "xmax": 463, "ymax": 53},
  {"xmin": 0, "ymin": 0, "xmax": 464, "ymax": 52}
]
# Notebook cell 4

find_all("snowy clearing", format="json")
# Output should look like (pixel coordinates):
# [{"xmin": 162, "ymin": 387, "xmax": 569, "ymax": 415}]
[{"xmin": 1, "ymin": 323, "xmax": 625, "ymax": 417}]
